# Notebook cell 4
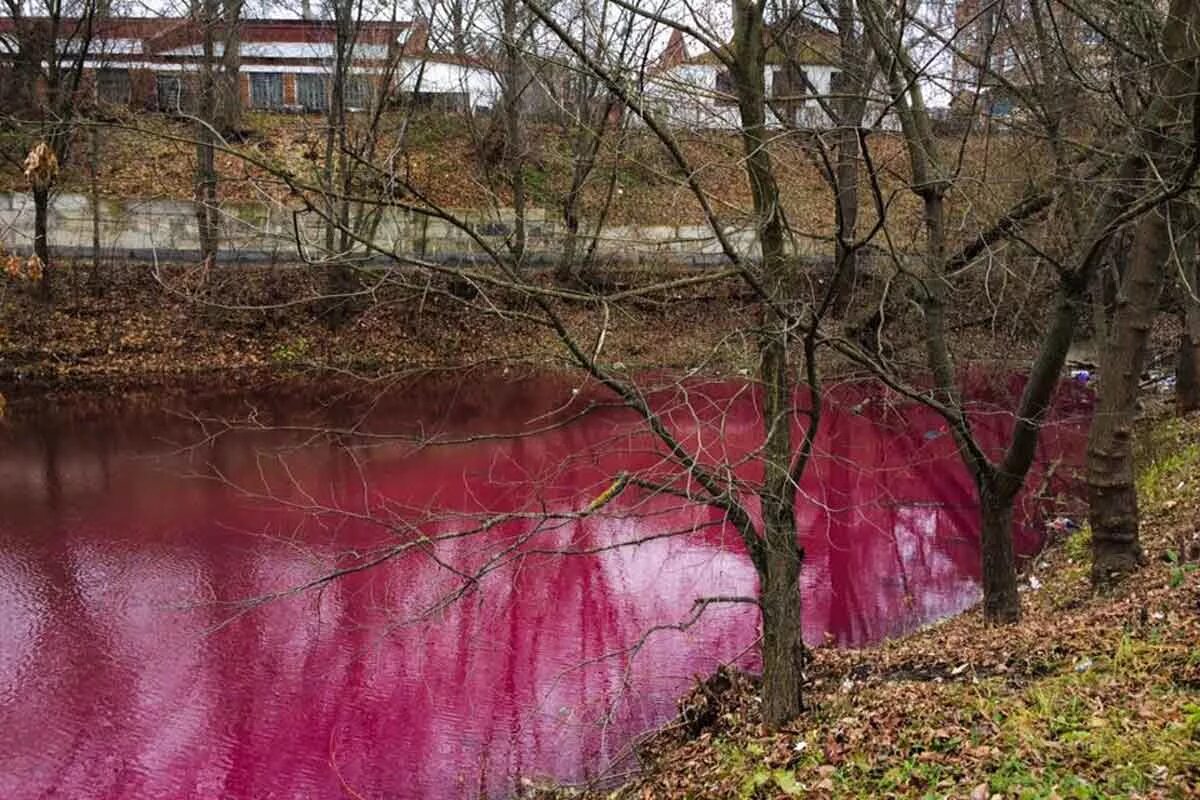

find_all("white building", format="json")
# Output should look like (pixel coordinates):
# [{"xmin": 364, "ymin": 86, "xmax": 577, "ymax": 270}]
[{"xmin": 645, "ymin": 22, "xmax": 894, "ymax": 131}]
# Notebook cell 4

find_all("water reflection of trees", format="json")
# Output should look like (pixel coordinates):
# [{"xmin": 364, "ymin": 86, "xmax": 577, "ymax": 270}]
[{"xmin": 0, "ymin": 379, "xmax": 1085, "ymax": 798}]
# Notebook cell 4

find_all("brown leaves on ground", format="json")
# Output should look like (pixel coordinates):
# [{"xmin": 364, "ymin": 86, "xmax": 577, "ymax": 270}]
[
  {"xmin": 0, "ymin": 260, "xmax": 762, "ymax": 400},
  {"xmin": 0, "ymin": 113, "xmax": 1048, "ymax": 246}
]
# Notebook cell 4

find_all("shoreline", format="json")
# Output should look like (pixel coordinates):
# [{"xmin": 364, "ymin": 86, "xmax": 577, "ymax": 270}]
[
  {"xmin": 523, "ymin": 407, "xmax": 1200, "ymax": 800},
  {"xmin": 3, "ymin": 267, "xmax": 1194, "ymax": 797}
]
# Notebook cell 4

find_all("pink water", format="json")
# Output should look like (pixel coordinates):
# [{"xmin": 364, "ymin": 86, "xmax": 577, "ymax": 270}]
[{"xmin": 0, "ymin": 374, "xmax": 1089, "ymax": 799}]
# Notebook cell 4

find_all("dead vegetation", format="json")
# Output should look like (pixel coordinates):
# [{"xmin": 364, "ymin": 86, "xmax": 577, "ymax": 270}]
[
  {"xmin": 0, "ymin": 257, "xmax": 1053, "ymax": 400},
  {"xmin": 0, "ymin": 112, "xmax": 1046, "ymax": 240}
]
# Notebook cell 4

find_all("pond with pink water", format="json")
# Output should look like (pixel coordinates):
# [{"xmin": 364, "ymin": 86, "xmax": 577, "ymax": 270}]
[{"xmin": 0, "ymin": 373, "xmax": 1089, "ymax": 799}]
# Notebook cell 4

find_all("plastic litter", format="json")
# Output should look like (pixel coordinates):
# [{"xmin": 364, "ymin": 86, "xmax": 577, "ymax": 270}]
[{"xmin": 1047, "ymin": 516, "xmax": 1080, "ymax": 533}]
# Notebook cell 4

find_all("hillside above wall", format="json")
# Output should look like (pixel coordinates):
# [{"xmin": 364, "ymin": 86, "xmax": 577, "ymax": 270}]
[{"xmin": 0, "ymin": 112, "xmax": 1046, "ymax": 239}]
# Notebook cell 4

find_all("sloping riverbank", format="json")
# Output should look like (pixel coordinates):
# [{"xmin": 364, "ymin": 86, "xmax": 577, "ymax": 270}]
[
  {"xmin": 0, "ymin": 262, "xmax": 761, "ymax": 395},
  {"xmin": 525, "ymin": 409, "xmax": 1200, "ymax": 800},
  {"xmin": 0, "ymin": 260, "xmax": 1050, "ymax": 401}
]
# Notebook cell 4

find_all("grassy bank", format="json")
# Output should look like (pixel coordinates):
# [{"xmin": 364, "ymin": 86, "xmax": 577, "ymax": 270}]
[{"xmin": 529, "ymin": 410, "xmax": 1200, "ymax": 800}]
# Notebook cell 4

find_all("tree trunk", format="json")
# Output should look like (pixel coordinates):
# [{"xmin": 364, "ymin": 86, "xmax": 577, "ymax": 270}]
[
  {"xmin": 1086, "ymin": 0, "xmax": 1200, "ymax": 587},
  {"xmin": 760, "ymin": 512, "xmax": 803, "ymax": 725},
  {"xmin": 1087, "ymin": 207, "xmax": 1172, "ymax": 587},
  {"xmin": 88, "ymin": 125, "xmax": 103, "ymax": 294},
  {"xmin": 33, "ymin": 184, "xmax": 51, "ymax": 301},
  {"xmin": 979, "ymin": 479, "xmax": 1020, "ymax": 622},
  {"xmin": 759, "ymin": 314, "xmax": 803, "ymax": 725},
  {"xmin": 321, "ymin": 0, "xmax": 359, "ymax": 325},
  {"xmin": 557, "ymin": 129, "xmax": 599, "ymax": 284},
  {"xmin": 1179, "ymin": 308, "xmax": 1200, "ymax": 414},
  {"xmin": 195, "ymin": 0, "xmax": 221, "ymax": 263},
  {"xmin": 1176, "ymin": 226, "xmax": 1200, "ymax": 413},
  {"xmin": 831, "ymin": 122, "xmax": 860, "ymax": 316},
  {"xmin": 499, "ymin": 0, "xmax": 528, "ymax": 264},
  {"xmin": 558, "ymin": 205, "xmax": 580, "ymax": 283},
  {"xmin": 830, "ymin": 0, "xmax": 866, "ymax": 317},
  {"xmin": 217, "ymin": 0, "xmax": 242, "ymax": 135},
  {"xmin": 732, "ymin": 0, "xmax": 804, "ymax": 727},
  {"xmin": 195, "ymin": 128, "xmax": 220, "ymax": 261},
  {"xmin": 510, "ymin": 151, "xmax": 527, "ymax": 263},
  {"xmin": 557, "ymin": 122, "xmax": 589, "ymax": 283},
  {"xmin": 323, "ymin": 69, "xmax": 341, "ymax": 255}
]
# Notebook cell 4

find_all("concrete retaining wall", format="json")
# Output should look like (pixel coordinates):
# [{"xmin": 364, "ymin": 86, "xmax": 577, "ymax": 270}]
[{"xmin": 0, "ymin": 192, "xmax": 830, "ymax": 266}]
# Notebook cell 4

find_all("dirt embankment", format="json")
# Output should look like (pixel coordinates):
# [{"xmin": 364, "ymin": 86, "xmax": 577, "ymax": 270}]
[
  {"xmin": 0, "ymin": 254, "xmax": 1066, "ymax": 407},
  {"xmin": 0, "ymin": 261, "xmax": 761, "ymax": 398},
  {"xmin": 1, "ymin": 113, "xmax": 1047, "ymax": 239}
]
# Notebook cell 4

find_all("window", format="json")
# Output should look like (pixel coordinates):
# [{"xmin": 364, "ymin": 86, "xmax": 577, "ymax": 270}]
[
  {"xmin": 772, "ymin": 65, "xmax": 808, "ymax": 127},
  {"xmin": 1080, "ymin": 24, "xmax": 1104, "ymax": 46},
  {"xmin": 714, "ymin": 69, "xmax": 734, "ymax": 95},
  {"xmin": 97, "ymin": 68, "xmax": 130, "ymax": 105},
  {"xmin": 297, "ymin": 73, "xmax": 329, "ymax": 112},
  {"xmin": 155, "ymin": 74, "xmax": 191, "ymax": 113},
  {"xmin": 771, "ymin": 65, "xmax": 808, "ymax": 99},
  {"xmin": 714, "ymin": 69, "xmax": 736, "ymax": 105},
  {"xmin": 344, "ymin": 76, "xmax": 372, "ymax": 110},
  {"xmin": 998, "ymin": 46, "xmax": 1019, "ymax": 72},
  {"xmin": 249, "ymin": 72, "xmax": 284, "ymax": 109},
  {"xmin": 988, "ymin": 97, "xmax": 1014, "ymax": 118}
]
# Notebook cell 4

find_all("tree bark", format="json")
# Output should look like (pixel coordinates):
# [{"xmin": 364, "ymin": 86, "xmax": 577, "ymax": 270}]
[
  {"xmin": 1176, "ymin": 224, "xmax": 1200, "ymax": 413},
  {"xmin": 216, "ymin": 0, "xmax": 242, "ymax": 135},
  {"xmin": 832, "ymin": 122, "xmax": 860, "ymax": 315},
  {"xmin": 556, "ymin": 96, "xmax": 613, "ymax": 285},
  {"xmin": 760, "ymin": 514, "xmax": 803, "ymax": 725},
  {"xmin": 195, "ymin": 127, "xmax": 220, "ymax": 261},
  {"xmin": 33, "ymin": 183, "xmax": 51, "ymax": 301},
  {"xmin": 732, "ymin": 0, "xmax": 804, "ymax": 727},
  {"xmin": 195, "ymin": 0, "xmax": 221, "ymax": 263},
  {"xmin": 501, "ymin": 0, "xmax": 528, "ymax": 264},
  {"xmin": 558, "ymin": 196, "xmax": 581, "ymax": 283},
  {"xmin": 979, "ymin": 479, "xmax": 1020, "ymax": 622},
  {"xmin": 322, "ymin": 0, "xmax": 359, "ymax": 324},
  {"xmin": 1086, "ymin": 0, "xmax": 1200, "ymax": 589},
  {"xmin": 88, "ymin": 125, "xmax": 104, "ymax": 294},
  {"xmin": 1087, "ymin": 207, "xmax": 1173, "ymax": 587},
  {"xmin": 830, "ymin": 0, "xmax": 867, "ymax": 317}
]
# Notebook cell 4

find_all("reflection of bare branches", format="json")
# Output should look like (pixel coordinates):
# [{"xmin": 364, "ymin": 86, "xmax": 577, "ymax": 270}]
[{"xmin": 201, "ymin": 510, "xmax": 526, "ymax": 634}]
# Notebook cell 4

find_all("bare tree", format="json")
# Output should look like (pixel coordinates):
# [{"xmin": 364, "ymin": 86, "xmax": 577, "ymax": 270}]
[
  {"xmin": 1, "ymin": 0, "xmax": 105, "ymax": 298},
  {"xmin": 194, "ymin": 0, "xmax": 223, "ymax": 263},
  {"xmin": 548, "ymin": 0, "xmax": 641, "ymax": 284},
  {"xmin": 1176, "ymin": 215, "xmax": 1200, "ymax": 414},
  {"xmin": 317, "ymin": 0, "xmax": 413, "ymax": 320},
  {"xmin": 1087, "ymin": 0, "xmax": 1200, "ymax": 587},
  {"xmin": 118, "ymin": 0, "xmax": 1198, "ymax": 734},
  {"xmin": 850, "ymin": 0, "xmax": 1200, "ymax": 621}
]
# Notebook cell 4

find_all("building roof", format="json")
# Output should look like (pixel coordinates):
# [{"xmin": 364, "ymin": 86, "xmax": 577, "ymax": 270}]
[
  {"xmin": 656, "ymin": 15, "xmax": 839, "ymax": 71},
  {"xmin": 0, "ymin": 15, "xmax": 479, "ymax": 66}
]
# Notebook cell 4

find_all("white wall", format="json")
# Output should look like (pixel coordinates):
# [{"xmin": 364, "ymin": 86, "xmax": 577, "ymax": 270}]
[
  {"xmin": 645, "ymin": 62, "xmax": 843, "ymax": 130},
  {"xmin": 398, "ymin": 59, "xmax": 501, "ymax": 109}
]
